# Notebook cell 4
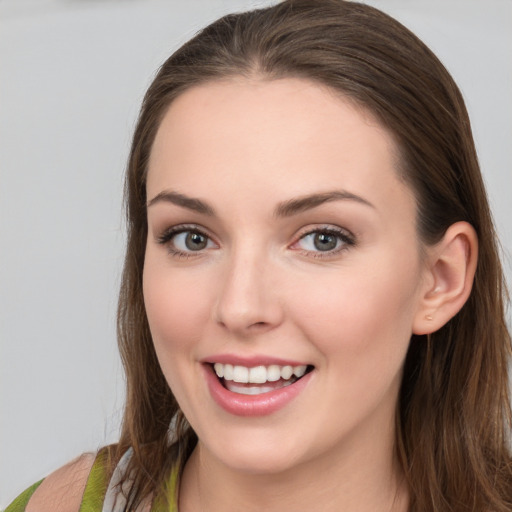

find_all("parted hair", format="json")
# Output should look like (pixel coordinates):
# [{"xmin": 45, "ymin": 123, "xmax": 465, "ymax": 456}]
[{"xmin": 115, "ymin": 1, "xmax": 512, "ymax": 510}]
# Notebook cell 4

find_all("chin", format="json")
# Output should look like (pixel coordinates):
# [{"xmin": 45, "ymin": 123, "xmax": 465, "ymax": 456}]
[
  {"xmin": 199, "ymin": 428, "xmax": 308, "ymax": 476},
  {"xmin": 221, "ymin": 451, "xmax": 301, "ymax": 476}
]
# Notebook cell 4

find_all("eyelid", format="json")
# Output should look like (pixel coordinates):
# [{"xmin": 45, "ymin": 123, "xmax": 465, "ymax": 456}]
[
  {"xmin": 155, "ymin": 223, "xmax": 355, "ymax": 259},
  {"xmin": 290, "ymin": 224, "xmax": 356, "ymax": 256},
  {"xmin": 156, "ymin": 223, "xmax": 218, "ymax": 256},
  {"xmin": 156, "ymin": 223, "xmax": 210, "ymax": 242}
]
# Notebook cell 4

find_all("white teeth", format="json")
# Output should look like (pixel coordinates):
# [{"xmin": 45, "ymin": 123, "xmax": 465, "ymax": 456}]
[
  {"xmin": 281, "ymin": 365, "xmax": 293, "ymax": 380},
  {"xmin": 233, "ymin": 366, "xmax": 249, "ymax": 383},
  {"xmin": 213, "ymin": 363, "xmax": 309, "ymax": 384},
  {"xmin": 213, "ymin": 363, "xmax": 224, "ymax": 378},
  {"xmin": 223, "ymin": 364, "xmax": 234, "ymax": 380},
  {"xmin": 294, "ymin": 365, "xmax": 307, "ymax": 378},
  {"xmin": 248, "ymin": 366, "xmax": 267, "ymax": 384},
  {"xmin": 225, "ymin": 379, "xmax": 294, "ymax": 395},
  {"xmin": 267, "ymin": 365, "xmax": 281, "ymax": 382}
]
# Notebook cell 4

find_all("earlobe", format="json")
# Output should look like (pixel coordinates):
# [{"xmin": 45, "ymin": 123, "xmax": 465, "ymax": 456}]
[{"xmin": 413, "ymin": 221, "xmax": 478, "ymax": 335}]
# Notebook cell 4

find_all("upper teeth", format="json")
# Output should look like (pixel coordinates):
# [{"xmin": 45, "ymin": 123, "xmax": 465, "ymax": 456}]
[{"xmin": 213, "ymin": 363, "xmax": 307, "ymax": 383}]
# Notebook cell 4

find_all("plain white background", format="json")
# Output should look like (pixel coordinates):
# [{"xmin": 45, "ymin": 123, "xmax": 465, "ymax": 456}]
[{"xmin": 1, "ymin": 0, "xmax": 511, "ymax": 505}]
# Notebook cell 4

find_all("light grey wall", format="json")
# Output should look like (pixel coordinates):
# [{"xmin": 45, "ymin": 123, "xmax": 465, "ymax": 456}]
[{"xmin": 1, "ymin": 0, "xmax": 511, "ymax": 505}]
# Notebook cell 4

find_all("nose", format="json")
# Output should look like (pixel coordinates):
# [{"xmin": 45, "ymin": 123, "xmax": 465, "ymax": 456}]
[{"xmin": 213, "ymin": 246, "xmax": 284, "ymax": 336}]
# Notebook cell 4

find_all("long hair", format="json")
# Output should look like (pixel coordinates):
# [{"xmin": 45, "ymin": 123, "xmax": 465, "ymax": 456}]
[{"xmin": 115, "ymin": 1, "xmax": 512, "ymax": 509}]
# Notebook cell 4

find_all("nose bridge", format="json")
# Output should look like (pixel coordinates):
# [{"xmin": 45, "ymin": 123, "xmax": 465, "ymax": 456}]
[{"xmin": 214, "ymin": 239, "xmax": 281, "ymax": 334}]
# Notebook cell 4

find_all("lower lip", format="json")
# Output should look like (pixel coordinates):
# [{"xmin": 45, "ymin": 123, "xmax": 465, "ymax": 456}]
[{"xmin": 203, "ymin": 365, "xmax": 313, "ymax": 417}]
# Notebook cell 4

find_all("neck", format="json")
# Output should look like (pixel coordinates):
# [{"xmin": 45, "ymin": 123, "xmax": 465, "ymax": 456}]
[{"xmin": 179, "ymin": 416, "xmax": 409, "ymax": 512}]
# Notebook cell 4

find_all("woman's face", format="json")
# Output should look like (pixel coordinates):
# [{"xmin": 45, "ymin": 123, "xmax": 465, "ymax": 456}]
[{"xmin": 143, "ymin": 77, "xmax": 430, "ymax": 475}]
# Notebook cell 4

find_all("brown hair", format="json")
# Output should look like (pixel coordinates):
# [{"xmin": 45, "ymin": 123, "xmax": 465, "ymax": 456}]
[{"xmin": 115, "ymin": 1, "xmax": 512, "ymax": 509}]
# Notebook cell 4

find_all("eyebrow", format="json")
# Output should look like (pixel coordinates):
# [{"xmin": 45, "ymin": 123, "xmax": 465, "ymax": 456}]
[
  {"xmin": 147, "ymin": 191, "xmax": 215, "ymax": 215},
  {"xmin": 147, "ymin": 189, "xmax": 374, "ymax": 217},
  {"xmin": 274, "ymin": 190, "xmax": 375, "ymax": 217}
]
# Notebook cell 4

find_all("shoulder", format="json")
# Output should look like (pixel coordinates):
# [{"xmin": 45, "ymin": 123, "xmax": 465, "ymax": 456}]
[
  {"xmin": 6, "ymin": 446, "xmax": 160, "ymax": 512},
  {"xmin": 25, "ymin": 453, "xmax": 95, "ymax": 512}
]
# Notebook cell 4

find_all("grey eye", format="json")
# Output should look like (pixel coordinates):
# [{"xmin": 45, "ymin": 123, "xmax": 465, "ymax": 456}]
[
  {"xmin": 313, "ymin": 232, "xmax": 338, "ymax": 251},
  {"xmin": 298, "ymin": 231, "xmax": 343, "ymax": 252},
  {"xmin": 185, "ymin": 232, "xmax": 208, "ymax": 250},
  {"xmin": 172, "ymin": 231, "xmax": 213, "ymax": 252}
]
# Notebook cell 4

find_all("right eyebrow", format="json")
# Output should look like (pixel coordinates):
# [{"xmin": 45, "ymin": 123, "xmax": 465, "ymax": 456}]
[{"xmin": 147, "ymin": 190, "xmax": 215, "ymax": 216}]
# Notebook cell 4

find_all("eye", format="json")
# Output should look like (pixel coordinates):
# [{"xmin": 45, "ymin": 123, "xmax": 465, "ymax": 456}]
[
  {"xmin": 173, "ymin": 231, "xmax": 212, "ymax": 251},
  {"xmin": 157, "ymin": 225, "xmax": 216, "ymax": 256},
  {"xmin": 292, "ymin": 227, "xmax": 355, "ymax": 256}
]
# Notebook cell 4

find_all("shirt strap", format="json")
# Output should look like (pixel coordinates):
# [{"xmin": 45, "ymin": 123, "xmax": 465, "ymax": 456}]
[
  {"xmin": 79, "ymin": 446, "xmax": 113, "ymax": 512},
  {"xmin": 150, "ymin": 464, "xmax": 179, "ymax": 512},
  {"xmin": 3, "ymin": 479, "xmax": 44, "ymax": 512}
]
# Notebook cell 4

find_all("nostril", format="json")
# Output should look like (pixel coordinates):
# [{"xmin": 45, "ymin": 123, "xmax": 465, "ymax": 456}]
[{"xmin": 247, "ymin": 321, "xmax": 273, "ymax": 331}]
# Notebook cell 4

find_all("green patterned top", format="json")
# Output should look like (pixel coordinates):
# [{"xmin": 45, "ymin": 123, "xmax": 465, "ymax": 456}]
[{"xmin": 4, "ymin": 447, "xmax": 178, "ymax": 512}]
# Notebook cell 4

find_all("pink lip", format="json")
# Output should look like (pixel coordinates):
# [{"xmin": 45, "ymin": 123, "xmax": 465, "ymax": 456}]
[
  {"xmin": 201, "ymin": 353, "xmax": 308, "ymax": 367},
  {"xmin": 202, "ymin": 363, "xmax": 313, "ymax": 417}
]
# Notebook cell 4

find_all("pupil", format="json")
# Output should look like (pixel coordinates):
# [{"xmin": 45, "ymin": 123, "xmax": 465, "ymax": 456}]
[
  {"xmin": 186, "ymin": 232, "xmax": 207, "ymax": 250},
  {"xmin": 314, "ymin": 233, "xmax": 337, "ymax": 251}
]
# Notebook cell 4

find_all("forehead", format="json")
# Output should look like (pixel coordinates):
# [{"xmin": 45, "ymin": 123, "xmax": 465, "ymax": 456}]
[{"xmin": 147, "ymin": 77, "xmax": 414, "ymax": 219}]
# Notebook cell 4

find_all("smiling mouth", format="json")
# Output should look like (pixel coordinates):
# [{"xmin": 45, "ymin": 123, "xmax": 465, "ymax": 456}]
[{"xmin": 211, "ymin": 363, "xmax": 314, "ymax": 396}]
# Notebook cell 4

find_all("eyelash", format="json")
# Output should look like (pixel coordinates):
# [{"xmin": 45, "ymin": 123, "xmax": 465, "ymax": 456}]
[
  {"xmin": 292, "ymin": 226, "xmax": 356, "ymax": 259},
  {"xmin": 156, "ymin": 224, "xmax": 215, "ymax": 259},
  {"xmin": 156, "ymin": 224, "xmax": 356, "ymax": 259}
]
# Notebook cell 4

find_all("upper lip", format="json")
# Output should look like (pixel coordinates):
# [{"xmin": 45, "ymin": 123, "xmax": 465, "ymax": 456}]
[{"xmin": 201, "ymin": 354, "xmax": 310, "ymax": 367}]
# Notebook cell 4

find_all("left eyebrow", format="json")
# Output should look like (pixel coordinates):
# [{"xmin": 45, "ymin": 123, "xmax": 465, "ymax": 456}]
[{"xmin": 274, "ymin": 190, "xmax": 375, "ymax": 218}]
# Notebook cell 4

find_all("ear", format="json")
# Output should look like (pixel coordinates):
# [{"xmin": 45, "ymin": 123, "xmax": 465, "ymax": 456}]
[{"xmin": 413, "ymin": 221, "xmax": 478, "ymax": 335}]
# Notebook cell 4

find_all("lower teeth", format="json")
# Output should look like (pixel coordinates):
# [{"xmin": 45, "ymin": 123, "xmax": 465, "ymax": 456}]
[{"xmin": 223, "ymin": 377, "xmax": 297, "ymax": 395}]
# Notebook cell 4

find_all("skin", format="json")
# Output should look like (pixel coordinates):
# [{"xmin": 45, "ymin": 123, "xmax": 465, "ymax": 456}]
[
  {"xmin": 26, "ymin": 454, "xmax": 94, "ymax": 512},
  {"xmin": 143, "ymin": 77, "xmax": 476, "ymax": 511},
  {"xmin": 17, "ymin": 76, "xmax": 478, "ymax": 512}
]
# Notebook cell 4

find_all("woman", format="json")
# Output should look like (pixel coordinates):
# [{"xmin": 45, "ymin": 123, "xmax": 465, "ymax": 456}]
[{"xmin": 6, "ymin": 0, "xmax": 512, "ymax": 511}]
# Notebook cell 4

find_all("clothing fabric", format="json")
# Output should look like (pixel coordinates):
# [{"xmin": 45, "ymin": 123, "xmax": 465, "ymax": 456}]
[{"xmin": 3, "ymin": 447, "xmax": 178, "ymax": 512}]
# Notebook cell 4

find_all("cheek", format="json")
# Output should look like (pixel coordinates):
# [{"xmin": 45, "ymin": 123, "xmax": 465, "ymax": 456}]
[
  {"xmin": 291, "ymin": 253, "xmax": 422, "ymax": 363},
  {"xmin": 142, "ymin": 259, "xmax": 213, "ymax": 354}
]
